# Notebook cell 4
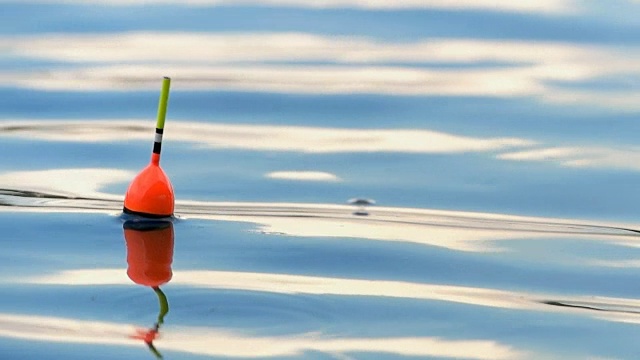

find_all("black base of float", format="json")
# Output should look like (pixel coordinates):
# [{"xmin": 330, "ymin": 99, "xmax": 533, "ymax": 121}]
[
  {"xmin": 123, "ymin": 219, "xmax": 172, "ymax": 231},
  {"xmin": 122, "ymin": 206, "xmax": 173, "ymax": 219}
]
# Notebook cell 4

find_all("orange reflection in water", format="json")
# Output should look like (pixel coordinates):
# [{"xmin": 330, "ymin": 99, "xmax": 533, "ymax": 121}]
[{"xmin": 124, "ymin": 220, "xmax": 174, "ymax": 359}]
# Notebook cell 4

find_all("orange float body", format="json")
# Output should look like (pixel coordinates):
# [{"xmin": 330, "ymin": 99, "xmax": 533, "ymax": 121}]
[{"xmin": 123, "ymin": 153, "xmax": 174, "ymax": 218}]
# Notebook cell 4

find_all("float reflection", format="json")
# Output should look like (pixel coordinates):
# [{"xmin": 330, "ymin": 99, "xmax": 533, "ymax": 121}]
[{"xmin": 124, "ymin": 219, "xmax": 174, "ymax": 359}]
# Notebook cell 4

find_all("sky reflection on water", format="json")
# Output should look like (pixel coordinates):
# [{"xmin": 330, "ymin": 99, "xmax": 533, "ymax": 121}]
[
  {"xmin": 3, "ymin": 36, "xmax": 640, "ymax": 109},
  {"xmin": 0, "ymin": 120, "xmax": 533, "ymax": 153},
  {"xmin": 0, "ymin": 204, "xmax": 639, "ymax": 359},
  {"xmin": 2, "ymin": 0, "xmax": 576, "ymax": 14},
  {"xmin": 1, "ymin": 199, "xmax": 640, "ymax": 358},
  {"xmin": 0, "ymin": 313, "xmax": 524, "ymax": 359},
  {"xmin": 20, "ymin": 267, "xmax": 640, "ymax": 320},
  {"xmin": 5, "ymin": 120, "xmax": 640, "ymax": 175}
]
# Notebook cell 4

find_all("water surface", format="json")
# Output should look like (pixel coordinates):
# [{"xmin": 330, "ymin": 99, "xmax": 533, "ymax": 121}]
[{"xmin": 2, "ymin": 1, "xmax": 640, "ymax": 359}]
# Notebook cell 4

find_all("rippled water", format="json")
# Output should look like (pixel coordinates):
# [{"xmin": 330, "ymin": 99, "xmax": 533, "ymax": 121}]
[{"xmin": 3, "ymin": 1, "xmax": 640, "ymax": 359}]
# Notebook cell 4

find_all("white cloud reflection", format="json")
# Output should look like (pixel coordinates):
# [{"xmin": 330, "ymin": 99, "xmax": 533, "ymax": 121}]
[
  {"xmin": 0, "ymin": 168, "xmax": 133, "ymax": 199},
  {"xmin": 5, "ymin": 268, "xmax": 579, "ymax": 310},
  {"xmin": 3, "ymin": 119, "xmax": 640, "ymax": 173},
  {"xmin": 498, "ymin": 146, "xmax": 640, "ymax": 171},
  {"xmin": 3, "ymin": 33, "xmax": 594, "ymax": 65},
  {"xmin": 590, "ymin": 259, "xmax": 640, "ymax": 268},
  {"xmin": 2, "ymin": 0, "xmax": 577, "ymax": 14},
  {"xmin": 211, "ymin": 214, "xmax": 526, "ymax": 252},
  {"xmin": 2, "ymin": 32, "xmax": 640, "ymax": 108},
  {"xmin": 0, "ymin": 120, "xmax": 533, "ymax": 154},
  {"xmin": 200, "ymin": 211, "xmax": 640, "ymax": 252},
  {"xmin": 18, "ymin": 268, "xmax": 640, "ymax": 327},
  {"xmin": 266, "ymin": 171, "xmax": 342, "ymax": 182},
  {"xmin": 0, "ymin": 313, "xmax": 523, "ymax": 359},
  {"xmin": 1, "ymin": 64, "xmax": 548, "ymax": 97}
]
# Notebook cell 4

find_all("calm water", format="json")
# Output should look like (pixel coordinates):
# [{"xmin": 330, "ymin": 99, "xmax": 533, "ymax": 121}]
[{"xmin": 2, "ymin": 1, "xmax": 640, "ymax": 359}]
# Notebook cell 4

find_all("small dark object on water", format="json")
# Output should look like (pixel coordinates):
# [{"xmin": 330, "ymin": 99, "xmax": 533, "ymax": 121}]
[{"xmin": 348, "ymin": 198, "xmax": 376, "ymax": 216}]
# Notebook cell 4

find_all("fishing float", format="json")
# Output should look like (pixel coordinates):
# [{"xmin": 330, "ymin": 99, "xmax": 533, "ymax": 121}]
[{"xmin": 123, "ymin": 77, "xmax": 175, "ymax": 218}]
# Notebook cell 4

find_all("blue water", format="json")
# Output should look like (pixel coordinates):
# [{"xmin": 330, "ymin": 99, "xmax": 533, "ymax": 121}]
[{"xmin": 2, "ymin": 1, "xmax": 640, "ymax": 359}]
